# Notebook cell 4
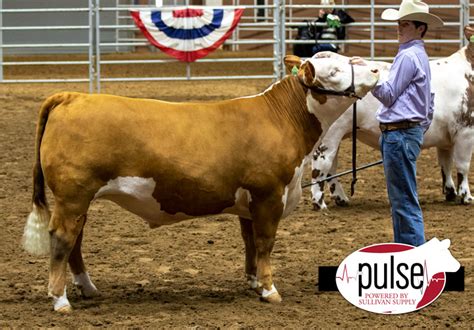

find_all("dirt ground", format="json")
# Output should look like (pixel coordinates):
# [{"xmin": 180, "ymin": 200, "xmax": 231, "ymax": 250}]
[{"xmin": 0, "ymin": 56, "xmax": 473, "ymax": 328}]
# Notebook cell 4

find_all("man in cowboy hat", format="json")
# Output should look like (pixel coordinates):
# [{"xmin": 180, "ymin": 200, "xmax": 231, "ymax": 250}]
[{"xmin": 351, "ymin": 0, "xmax": 444, "ymax": 247}]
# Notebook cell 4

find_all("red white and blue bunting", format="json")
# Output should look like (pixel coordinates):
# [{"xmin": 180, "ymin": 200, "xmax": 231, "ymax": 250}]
[{"xmin": 130, "ymin": 7, "xmax": 244, "ymax": 62}]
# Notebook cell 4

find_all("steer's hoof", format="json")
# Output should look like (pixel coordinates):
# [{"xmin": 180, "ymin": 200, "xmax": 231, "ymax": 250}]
[
  {"xmin": 55, "ymin": 305, "xmax": 73, "ymax": 313},
  {"xmin": 445, "ymin": 188, "xmax": 456, "ymax": 202},
  {"xmin": 461, "ymin": 196, "xmax": 473, "ymax": 205},
  {"xmin": 260, "ymin": 285, "xmax": 282, "ymax": 303},
  {"xmin": 260, "ymin": 292, "xmax": 282, "ymax": 304},
  {"xmin": 334, "ymin": 197, "xmax": 349, "ymax": 207},
  {"xmin": 77, "ymin": 284, "xmax": 101, "ymax": 299},
  {"xmin": 82, "ymin": 288, "xmax": 101, "ymax": 299}
]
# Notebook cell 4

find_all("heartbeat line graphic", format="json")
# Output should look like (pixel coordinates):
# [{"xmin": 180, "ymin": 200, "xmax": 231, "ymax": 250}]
[
  {"xmin": 336, "ymin": 264, "xmax": 357, "ymax": 283},
  {"xmin": 335, "ymin": 260, "xmax": 446, "ymax": 289},
  {"xmin": 420, "ymin": 259, "xmax": 445, "ymax": 294}
]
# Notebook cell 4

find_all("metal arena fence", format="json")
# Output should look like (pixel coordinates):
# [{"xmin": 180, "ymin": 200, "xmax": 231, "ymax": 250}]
[{"xmin": 0, "ymin": 0, "xmax": 472, "ymax": 93}]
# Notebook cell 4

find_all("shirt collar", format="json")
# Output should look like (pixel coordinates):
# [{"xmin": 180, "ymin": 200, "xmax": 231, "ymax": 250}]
[{"xmin": 399, "ymin": 39, "xmax": 424, "ymax": 51}]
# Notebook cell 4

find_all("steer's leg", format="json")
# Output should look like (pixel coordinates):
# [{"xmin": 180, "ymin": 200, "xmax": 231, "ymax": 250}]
[
  {"xmin": 68, "ymin": 220, "xmax": 100, "ymax": 298},
  {"xmin": 437, "ymin": 147, "xmax": 457, "ymax": 201},
  {"xmin": 310, "ymin": 167, "xmax": 327, "ymax": 210},
  {"xmin": 239, "ymin": 216, "xmax": 262, "ymax": 294},
  {"xmin": 311, "ymin": 144, "xmax": 333, "ymax": 210},
  {"xmin": 328, "ymin": 149, "xmax": 349, "ymax": 206},
  {"xmin": 249, "ymin": 194, "xmax": 283, "ymax": 303},
  {"xmin": 453, "ymin": 131, "xmax": 473, "ymax": 204},
  {"xmin": 48, "ymin": 200, "xmax": 89, "ymax": 312}
]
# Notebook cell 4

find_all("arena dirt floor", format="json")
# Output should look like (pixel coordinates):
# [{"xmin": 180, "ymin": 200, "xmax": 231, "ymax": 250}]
[{"xmin": 0, "ymin": 52, "xmax": 472, "ymax": 327}]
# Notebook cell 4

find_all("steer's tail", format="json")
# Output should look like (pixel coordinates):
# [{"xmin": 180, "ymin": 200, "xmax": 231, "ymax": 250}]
[{"xmin": 23, "ymin": 93, "xmax": 72, "ymax": 255}]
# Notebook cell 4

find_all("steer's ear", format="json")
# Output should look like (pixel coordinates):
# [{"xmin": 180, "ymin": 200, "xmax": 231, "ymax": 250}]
[
  {"xmin": 464, "ymin": 25, "xmax": 474, "ymax": 40},
  {"xmin": 440, "ymin": 239, "xmax": 451, "ymax": 249},
  {"xmin": 284, "ymin": 55, "xmax": 302, "ymax": 74},
  {"xmin": 298, "ymin": 61, "xmax": 315, "ymax": 85}
]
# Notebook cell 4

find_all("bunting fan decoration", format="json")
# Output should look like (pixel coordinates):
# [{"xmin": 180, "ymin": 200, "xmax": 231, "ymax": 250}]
[{"xmin": 130, "ymin": 7, "xmax": 244, "ymax": 62}]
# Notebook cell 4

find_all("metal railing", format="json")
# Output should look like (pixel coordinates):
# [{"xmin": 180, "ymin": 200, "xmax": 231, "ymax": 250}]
[
  {"xmin": 285, "ymin": 1, "xmax": 471, "ymax": 60},
  {"xmin": 0, "ymin": 0, "xmax": 283, "ymax": 92},
  {"xmin": 0, "ymin": 0, "xmax": 472, "ymax": 92},
  {"xmin": 0, "ymin": 1, "xmax": 96, "ymax": 90}
]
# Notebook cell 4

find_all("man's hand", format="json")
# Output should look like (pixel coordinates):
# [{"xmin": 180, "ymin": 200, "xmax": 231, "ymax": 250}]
[{"xmin": 349, "ymin": 56, "xmax": 368, "ymax": 66}]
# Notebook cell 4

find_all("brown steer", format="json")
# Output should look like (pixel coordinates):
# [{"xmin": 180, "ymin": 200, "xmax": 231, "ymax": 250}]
[{"xmin": 23, "ymin": 56, "xmax": 379, "ymax": 312}]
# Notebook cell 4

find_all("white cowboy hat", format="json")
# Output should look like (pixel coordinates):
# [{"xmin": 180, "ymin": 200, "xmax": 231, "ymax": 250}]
[{"xmin": 381, "ymin": 0, "xmax": 444, "ymax": 28}]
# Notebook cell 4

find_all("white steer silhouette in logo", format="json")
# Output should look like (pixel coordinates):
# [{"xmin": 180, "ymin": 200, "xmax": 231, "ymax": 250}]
[{"xmin": 414, "ymin": 238, "xmax": 460, "ymax": 311}]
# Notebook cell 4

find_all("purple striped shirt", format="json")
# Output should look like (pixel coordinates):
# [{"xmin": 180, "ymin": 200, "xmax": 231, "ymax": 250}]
[{"xmin": 372, "ymin": 39, "xmax": 434, "ymax": 130}]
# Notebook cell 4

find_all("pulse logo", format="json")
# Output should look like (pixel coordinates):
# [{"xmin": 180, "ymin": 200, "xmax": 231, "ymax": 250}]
[{"xmin": 336, "ymin": 238, "xmax": 460, "ymax": 314}]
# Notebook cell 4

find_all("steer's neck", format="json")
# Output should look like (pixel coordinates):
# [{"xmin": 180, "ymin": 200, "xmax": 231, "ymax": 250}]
[
  {"xmin": 261, "ymin": 76, "xmax": 323, "ymax": 155},
  {"xmin": 307, "ymin": 95, "xmax": 356, "ymax": 134}
]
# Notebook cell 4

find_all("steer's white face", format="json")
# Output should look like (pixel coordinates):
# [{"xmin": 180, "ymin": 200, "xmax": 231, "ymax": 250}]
[
  {"xmin": 296, "ymin": 56, "xmax": 380, "ymax": 136},
  {"xmin": 306, "ymin": 57, "xmax": 380, "ymax": 98}
]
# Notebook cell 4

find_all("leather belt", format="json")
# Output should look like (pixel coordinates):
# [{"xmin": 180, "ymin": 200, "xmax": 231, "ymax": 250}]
[{"xmin": 379, "ymin": 121, "xmax": 420, "ymax": 132}]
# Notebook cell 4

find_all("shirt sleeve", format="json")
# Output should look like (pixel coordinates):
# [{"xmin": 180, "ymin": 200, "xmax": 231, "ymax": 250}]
[{"xmin": 371, "ymin": 53, "xmax": 416, "ymax": 107}]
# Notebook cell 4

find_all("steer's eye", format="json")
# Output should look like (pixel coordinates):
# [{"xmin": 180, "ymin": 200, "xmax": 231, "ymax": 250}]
[{"xmin": 329, "ymin": 69, "xmax": 338, "ymax": 77}]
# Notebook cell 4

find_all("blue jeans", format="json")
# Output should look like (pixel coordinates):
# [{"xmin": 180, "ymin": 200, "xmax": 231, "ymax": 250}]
[{"xmin": 379, "ymin": 126, "xmax": 425, "ymax": 246}]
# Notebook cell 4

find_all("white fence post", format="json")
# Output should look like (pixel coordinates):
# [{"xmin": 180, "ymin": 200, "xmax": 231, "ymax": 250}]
[
  {"xmin": 89, "ymin": 0, "xmax": 95, "ymax": 93},
  {"xmin": 273, "ymin": 0, "xmax": 283, "ymax": 80},
  {"xmin": 273, "ymin": 0, "xmax": 279, "ymax": 80},
  {"xmin": 115, "ymin": 0, "xmax": 120, "ymax": 52},
  {"xmin": 370, "ymin": 0, "xmax": 374, "ymax": 60},
  {"xmin": 95, "ymin": 0, "xmax": 101, "ymax": 93},
  {"xmin": 460, "ymin": 0, "xmax": 469, "ymax": 47},
  {"xmin": 280, "ymin": 0, "xmax": 286, "ymax": 78},
  {"xmin": 0, "ymin": 0, "xmax": 3, "ymax": 82}
]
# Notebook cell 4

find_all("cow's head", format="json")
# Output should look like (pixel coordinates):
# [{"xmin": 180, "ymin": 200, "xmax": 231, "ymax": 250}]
[
  {"xmin": 284, "ymin": 55, "xmax": 379, "ymax": 130},
  {"xmin": 420, "ymin": 238, "xmax": 461, "ymax": 274},
  {"xmin": 284, "ymin": 55, "xmax": 379, "ymax": 101}
]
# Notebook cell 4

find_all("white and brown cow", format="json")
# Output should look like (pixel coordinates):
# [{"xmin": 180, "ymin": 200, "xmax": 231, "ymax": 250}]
[
  {"xmin": 310, "ymin": 30, "xmax": 474, "ymax": 210},
  {"xmin": 22, "ymin": 56, "xmax": 379, "ymax": 312}
]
